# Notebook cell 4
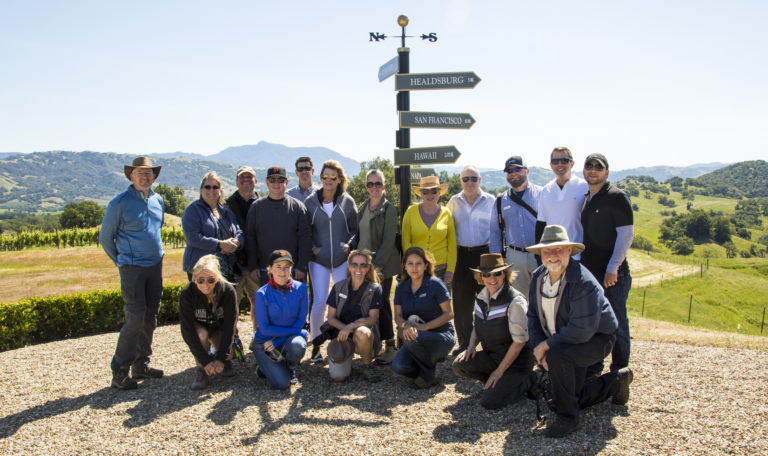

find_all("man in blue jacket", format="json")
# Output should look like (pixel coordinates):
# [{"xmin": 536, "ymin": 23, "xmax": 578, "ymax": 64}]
[
  {"xmin": 100, "ymin": 157, "xmax": 165, "ymax": 390},
  {"xmin": 526, "ymin": 225, "xmax": 633, "ymax": 438}
]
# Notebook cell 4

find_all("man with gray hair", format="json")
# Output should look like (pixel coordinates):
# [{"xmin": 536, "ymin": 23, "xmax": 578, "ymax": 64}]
[
  {"xmin": 447, "ymin": 165, "xmax": 495, "ymax": 354},
  {"xmin": 490, "ymin": 155, "xmax": 542, "ymax": 299}
]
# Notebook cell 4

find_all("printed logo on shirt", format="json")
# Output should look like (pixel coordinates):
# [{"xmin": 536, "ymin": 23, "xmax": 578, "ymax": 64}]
[
  {"xmin": 419, "ymin": 293, "xmax": 427, "ymax": 298},
  {"xmin": 194, "ymin": 309, "xmax": 208, "ymax": 320},
  {"xmin": 339, "ymin": 293, "xmax": 347, "ymax": 299}
]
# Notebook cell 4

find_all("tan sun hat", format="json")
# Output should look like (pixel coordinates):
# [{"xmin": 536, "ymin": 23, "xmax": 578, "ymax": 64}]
[
  {"xmin": 124, "ymin": 156, "xmax": 162, "ymax": 180},
  {"xmin": 526, "ymin": 225, "xmax": 584, "ymax": 255},
  {"xmin": 411, "ymin": 175, "xmax": 448, "ymax": 196},
  {"xmin": 469, "ymin": 253, "xmax": 513, "ymax": 274}
]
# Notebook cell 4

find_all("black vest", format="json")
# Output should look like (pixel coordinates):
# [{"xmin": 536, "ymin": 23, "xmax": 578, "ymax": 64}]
[{"xmin": 474, "ymin": 284, "xmax": 532, "ymax": 366}]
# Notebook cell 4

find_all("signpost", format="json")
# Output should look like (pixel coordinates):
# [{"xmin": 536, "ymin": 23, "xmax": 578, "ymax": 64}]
[
  {"xmin": 378, "ymin": 56, "xmax": 399, "ymax": 82},
  {"xmin": 395, "ymin": 72, "xmax": 481, "ymax": 91},
  {"xmin": 394, "ymin": 146, "xmax": 461, "ymax": 166},
  {"xmin": 399, "ymin": 111, "xmax": 475, "ymax": 129},
  {"xmin": 409, "ymin": 168, "xmax": 435, "ymax": 181}
]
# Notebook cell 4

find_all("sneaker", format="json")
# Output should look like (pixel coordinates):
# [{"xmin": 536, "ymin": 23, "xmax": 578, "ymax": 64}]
[
  {"xmin": 111, "ymin": 367, "xmax": 138, "ymax": 390},
  {"xmin": 451, "ymin": 346, "xmax": 467, "ymax": 357},
  {"xmin": 545, "ymin": 415, "xmax": 579, "ymax": 438},
  {"xmin": 612, "ymin": 367, "xmax": 634, "ymax": 405},
  {"xmin": 131, "ymin": 365, "xmax": 164, "ymax": 379},
  {"xmin": 190, "ymin": 368, "xmax": 208, "ymax": 391},
  {"xmin": 411, "ymin": 376, "xmax": 438, "ymax": 389},
  {"xmin": 363, "ymin": 364, "xmax": 382, "ymax": 383},
  {"xmin": 289, "ymin": 369, "xmax": 298, "ymax": 385},
  {"xmin": 375, "ymin": 345, "xmax": 397, "ymax": 365},
  {"xmin": 309, "ymin": 346, "xmax": 324, "ymax": 363},
  {"xmin": 221, "ymin": 360, "xmax": 235, "ymax": 377},
  {"xmin": 255, "ymin": 366, "xmax": 266, "ymax": 379}
]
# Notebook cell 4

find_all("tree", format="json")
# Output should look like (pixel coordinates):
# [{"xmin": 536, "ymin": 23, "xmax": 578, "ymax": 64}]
[
  {"xmin": 670, "ymin": 236, "xmax": 695, "ymax": 255},
  {"xmin": 712, "ymin": 215, "xmax": 732, "ymax": 244},
  {"xmin": 154, "ymin": 184, "xmax": 190, "ymax": 217},
  {"xmin": 60, "ymin": 201, "xmax": 105, "ymax": 229}
]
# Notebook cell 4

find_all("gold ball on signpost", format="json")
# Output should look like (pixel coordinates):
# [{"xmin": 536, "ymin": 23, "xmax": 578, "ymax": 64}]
[{"xmin": 397, "ymin": 15, "xmax": 409, "ymax": 27}]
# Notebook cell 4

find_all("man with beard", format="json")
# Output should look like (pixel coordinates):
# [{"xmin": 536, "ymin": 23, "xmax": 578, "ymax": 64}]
[
  {"xmin": 526, "ymin": 225, "xmax": 633, "ymax": 438},
  {"xmin": 580, "ymin": 154, "xmax": 634, "ymax": 378},
  {"xmin": 489, "ymin": 156, "xmax": 541, "ymax": 298},
  {"xmin": 536, "ymin": 147, "xmax": 588, "ymax": 259}
]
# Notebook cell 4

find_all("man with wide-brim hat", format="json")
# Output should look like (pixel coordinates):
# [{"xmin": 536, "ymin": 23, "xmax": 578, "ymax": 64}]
[
  {"xmin": 451, "ymin": 253, "xmax": 534, "ymax": 409},
  {"xmin": 100, "ymin": 156, "xmax": 166, "ymax": 390},
  {"xmin": 411, "ymin": 175, "xmax": 448, "ymax": 197},
  {"xmin": 524, "ymin": 225, "xmax": 633, "ymax": 438}
]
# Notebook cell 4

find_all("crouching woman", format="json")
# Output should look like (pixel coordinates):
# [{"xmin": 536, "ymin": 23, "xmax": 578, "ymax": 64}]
[
  {"xmin": 452, "ymin": 253, "xmax": 534, "ymax": 408},
  {"xmin": 251, "ymin": 250, "xmax": 309, "ymax": 390},
  {"xmin": 180, "ymin": 254, "xmax": 238, "ymax": 390}
]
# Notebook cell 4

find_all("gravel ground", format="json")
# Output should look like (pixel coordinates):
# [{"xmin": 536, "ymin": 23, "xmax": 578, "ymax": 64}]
[{"xmin": 1, "ymin": 318, "xmax": 766, "ymax": 456}]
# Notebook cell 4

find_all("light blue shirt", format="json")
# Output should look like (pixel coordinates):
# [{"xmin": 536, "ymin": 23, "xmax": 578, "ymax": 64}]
[
  {"xmin": 447, "ymin": 190, "xmax": 495, "ymax": 247},
  {"xmin": 489, "ymin": 183, "xmax": 542, "ymax": 253},
  {"xmin": 286, "ymin": 183, "xmax": 319, "ymax": 202}
]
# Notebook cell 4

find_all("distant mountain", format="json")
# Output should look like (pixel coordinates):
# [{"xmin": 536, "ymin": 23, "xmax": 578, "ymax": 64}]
[
  {"xmin": 0, "ymin": 152, "xmax": 24, "ymax": 160},
  {"xmin": 686, "ymin": 160, "xmax": 768, "ymax": 198},
  {"xmin": 0, "ymin": 151, "xmax": 241, "ymax": 212},
  {"xmin": 154, "ymin": 151, "xmax": 207, "ymax": 159},
  {"xmin": 206, "ymin": 141, "xmax": 361, "ymax": 175}
]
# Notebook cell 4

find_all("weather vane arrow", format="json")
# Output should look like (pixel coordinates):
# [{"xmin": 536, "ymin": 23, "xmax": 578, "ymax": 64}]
[{"xmin": 369, "ymin": 15, "xmax": 437, "ymax": 46}]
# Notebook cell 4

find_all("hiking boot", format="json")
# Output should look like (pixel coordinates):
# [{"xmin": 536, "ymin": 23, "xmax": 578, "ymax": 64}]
[
  {"xmin": 411, "ymin": 376, "xmax": 438, "ymax": 389},
  {"xmin": 545, "ymin": 415, "xmax": 579, "ymax": 438},
  {"xmin": 375, "ymin": 345, "xmax": 397, "ymax": 365},
  {"xmin": 289, "ymin": 369, "xmax": 298, "ymax": 385},
  {"xmin": 111, "ymin": 367, "xmax": 138, "ymax": 390},
  {"xmin": 363, "ymin": 363, "xmax": 382, "ymax": 383},
  {"xmin": 131, "ymin": 364, "xmax": 164, "ymax": 379},
  {"xmin": 612, "ymin": 367, "xmax": 634, "ymax": 405},
  {"xmin": 255, "ymin": 366, "xmax": 266, "ymax": 378},
  {"xmin": 309, "ymin": 345, "xmax": 324, "ymax": 363},
  {"xmin": 190, "ymin": 368, "xmax": 208, "ymax": 390},
  {"xmin": 221, "ymin": 360, "xmax": 235, "ymax": 377}
]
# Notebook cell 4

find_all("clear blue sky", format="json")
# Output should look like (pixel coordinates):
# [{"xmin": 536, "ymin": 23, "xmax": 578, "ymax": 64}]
[{"xmin": 1, "ymin": 0, "xmax": 766, "ymax": 170}]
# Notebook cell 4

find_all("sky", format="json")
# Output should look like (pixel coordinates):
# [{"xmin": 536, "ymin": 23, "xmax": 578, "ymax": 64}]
[{"xmin": 1, "ymin": 0, "xmax": 766, "ymax": 171}]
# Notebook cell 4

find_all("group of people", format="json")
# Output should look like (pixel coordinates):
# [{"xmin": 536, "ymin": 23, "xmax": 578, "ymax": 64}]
[{"xmin": 100, "ymin": 146, "xmax": 635, "ymax": 438}]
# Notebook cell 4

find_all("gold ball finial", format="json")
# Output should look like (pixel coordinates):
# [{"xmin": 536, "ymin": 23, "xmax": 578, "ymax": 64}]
[{"xmin": 397, "ymin": 15, "xmax": 409, "ymax": 27}]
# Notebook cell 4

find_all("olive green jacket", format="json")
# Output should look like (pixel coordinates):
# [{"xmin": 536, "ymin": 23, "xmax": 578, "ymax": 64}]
[{"xmin": 356, "ymin": 198, "xmax": 401, "ymax": 279}]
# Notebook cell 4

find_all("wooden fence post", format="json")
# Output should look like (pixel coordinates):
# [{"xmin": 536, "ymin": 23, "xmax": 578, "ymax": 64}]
[
  {"xmin": 642, "ymin": 290, "xmax": 646, "ymax": 317},
  {"xmin": 688, "ymin": 295, "xmax": 693, "ymax": 323},
  {"xmin": 761, "ymin": 307, "xmax": 765, "ymax": 335}
]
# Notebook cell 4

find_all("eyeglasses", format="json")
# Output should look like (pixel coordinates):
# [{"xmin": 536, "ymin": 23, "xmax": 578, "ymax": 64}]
[
  {"xmin": 481, "ymin": 271, "xmax": 504, "ymax": 278},
  {"xmin": 268, "ymin": 177, "xmax": 286, "ymax": 183},
  {"xmin": 202, "ymin": 185, "xmax": 220, "ymax": 190},
  {"xmin": 550, "ymin": 158, "xmax": 572, "ymax": 165},
  {"xmin": 421, "ymin": 188, "xmax": 439, "ymax": 196},
  {"xmin": 271, "ymin": 265, "xmax": 292, "ymax": 272},
  {"xmin": 321, "ymin": 174, "xmax": 338, "ymax": 181},
  {"xmin": 366, "ymin": 181, "xmax": 383, "ymax": 188},
  {"xmin": 296, "ymin": 166, "xmax": 312, "ymax": 172},
  {"xmin": 505, "ymin": 167, "xmax": 525, "ymax": 173},
  {"xmin": 584, "ymin": 162, "xmax": 605, "ymax": 171},
  {"xmin": 461, "ymin": 176, "xmax": 479, "ymax": 183},
  {"xmin": 195, "ymin": 277, "xmax": 216, "ymax": 284},
  {"xmin": 350, "ymin": 262, "xmax": 370, "ymax": 269}
]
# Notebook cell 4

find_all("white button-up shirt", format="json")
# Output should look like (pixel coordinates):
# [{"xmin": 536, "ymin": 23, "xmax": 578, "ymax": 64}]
[{"xmin": 447, "ymin": 190, "xmax": 495, "ymax": 247}]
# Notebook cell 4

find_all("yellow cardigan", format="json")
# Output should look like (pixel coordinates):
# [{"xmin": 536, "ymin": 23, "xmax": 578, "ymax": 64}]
[{"xmin": 401, "ymin": 204, "xmax": 457, "ymax": 273}]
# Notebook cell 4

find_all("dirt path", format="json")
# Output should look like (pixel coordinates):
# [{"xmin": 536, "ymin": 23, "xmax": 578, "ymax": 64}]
[{"xmin": 627, "ymin": 250, "xmax": 701, "ymax": 287}]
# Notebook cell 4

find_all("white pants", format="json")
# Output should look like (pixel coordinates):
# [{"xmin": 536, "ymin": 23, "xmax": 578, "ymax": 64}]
[
  {"xmin": 309, "ymin": 261, "xmax": 347, "ymax": 340},
  {"xmin": 505, "ymin": 248, "xmax": 539, "ymax": 299}
]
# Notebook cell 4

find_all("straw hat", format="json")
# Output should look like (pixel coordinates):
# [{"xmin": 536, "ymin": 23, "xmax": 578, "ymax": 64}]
[
  {"xmin": 525, "ymin": 225, "xmax": 585, "ymax": 255},
  {"xmin": 469, "ymin": 253, "xmax": 513, "ymax": 275},
  {"xmin": 411, "ymin": 175, "xmax": 448, "ymax": 196},
  {"xmin": 124, "ymin": 156, "xmax": 162, "ymax": 180}
]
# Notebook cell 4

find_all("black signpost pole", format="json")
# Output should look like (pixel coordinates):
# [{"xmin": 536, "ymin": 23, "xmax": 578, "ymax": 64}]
[{"xmin": 396, "ymin": 16, "xmax": 411, "ymax": 219}]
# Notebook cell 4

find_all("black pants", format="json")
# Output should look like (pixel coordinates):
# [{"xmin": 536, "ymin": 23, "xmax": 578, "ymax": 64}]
[
  {"xmin": 453, "ymin": 246, "xmax": 488, "ymax": 348},
  {"xmin": 452, "ymin": 346, "xmax": 534, "ymax": 409},
  {"xmin": 377, "ymin": 276, "xmax": 395, "ymax": 341},
  {"xmin": 547, "ymin": 332, "xmax": 621, "ymax": 419}
]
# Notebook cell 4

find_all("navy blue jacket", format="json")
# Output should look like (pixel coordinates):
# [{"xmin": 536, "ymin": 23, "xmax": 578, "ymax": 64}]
[{"xmin": 181, "ymin": 199, "xmax": 244, "ymax": 272}]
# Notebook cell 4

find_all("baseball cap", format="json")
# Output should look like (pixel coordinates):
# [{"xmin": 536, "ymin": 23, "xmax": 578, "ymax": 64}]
[
  {"xmin": 584, "ymin": 153, "xmax": 609, "ymax": 169},
  {"xmin": 504, "ymin": 156, "xmax": 526, "ymax": 170},
  {"xmin": 266, "ymin": 166, "xmax": 287, "ymax": 179},
  {"xmin": 236, "ymin": 166, "xmax": 256, "ymax": 177},
  {"xmin": 269, "ymin": 249, "xmax": 294, "ymax": 266}
]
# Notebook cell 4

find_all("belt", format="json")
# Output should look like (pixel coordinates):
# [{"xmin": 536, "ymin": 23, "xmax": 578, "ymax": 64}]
[
  {"xmin": 506, "ymin": 245, "xmax": 528, "ymax": 253},
  {"xmin": 458, "ymin": 245, "xmax": 489, "ymax": 253}
]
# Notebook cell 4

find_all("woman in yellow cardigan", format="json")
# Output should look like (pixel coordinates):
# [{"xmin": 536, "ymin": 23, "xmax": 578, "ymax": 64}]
[{"xmin": 401, "ymin": 176, "xmax": 457, "ymax": 285}]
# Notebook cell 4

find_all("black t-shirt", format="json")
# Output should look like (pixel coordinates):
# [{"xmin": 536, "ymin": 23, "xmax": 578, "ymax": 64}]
[{"xmin": 581, "ymin": 182, "xmax": 633, "ymax": 276}]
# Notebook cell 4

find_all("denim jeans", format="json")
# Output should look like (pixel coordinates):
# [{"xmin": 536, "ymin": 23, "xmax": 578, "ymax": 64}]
[
  {"xmin": 252, "ymin": 335, "xmax": 306, "ymax": 390},
  {"xmin": 111, "ymin": 262, "xmax": 163, "ymax": 372},
  {"xmin": 586, "ymin": 271, "xmax": 632, "ymax": 378},
  {"xmin": 391, "ymin": 329, "xmax": 455, "ymax": 382}
]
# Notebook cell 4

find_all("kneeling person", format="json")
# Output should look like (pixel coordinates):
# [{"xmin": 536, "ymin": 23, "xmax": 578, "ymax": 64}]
[
  {"xmin": 452, "ymin": 254, "xmax": 534, "ymax": 409},
  {"xmin": 325, "ymin": 250, "xmax": 383, "ymax": 382},
  {"xmin": 179, "ymin": 255, "xmax": 238, "ymax": 390}
]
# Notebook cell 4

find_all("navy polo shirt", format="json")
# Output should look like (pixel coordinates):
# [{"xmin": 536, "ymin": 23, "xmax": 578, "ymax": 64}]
[{"xmin": 394, "ymin": 275, "xmax": 453, "ymax": 333}]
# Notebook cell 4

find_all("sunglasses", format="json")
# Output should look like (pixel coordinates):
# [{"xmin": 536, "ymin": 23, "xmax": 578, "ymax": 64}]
[
  {"xmin": 296, "ymin": 166, "xmax": 312, "ymax": 172},
  {"xmin": 461, "ymin": 176, "xmax": 479, "ymax": 183},
  {"xmin": 268, "ymin": 177, "xmax": 286, "ymax": 183},
  {"xmin": 202, "ymin": 185, "xmax": 220, "ymax": 190},
  {"xmin": 481, "ymin": 271, "xmax": 504, "ymax": 278},
  {"xmin": 350, "ymin": 262, "xmax": 370, "ymax": 269},
  {"xmin": 366, "ymin": 181, "xmax": 383, "ymax": 188},
  {"xmin": 584, "ymin": 162, "xmax": 605, "ymax": 171},
  {"xmin": 550, "ymin": 158, "xmax": 572, "ymax": 165},
  {"xmin": 321, "ymin": 174, "xmax": 338, "ymax": 181},
  {"xmin": 505, "ymin": 166, "xmax": 525, "ymax": 173},
  {"xmin": 421, "ymin": 188, "xmax": 440, "ymax": 196},
  {"xmin": 195, "ymin": 277, "xmax": 216, "ymax": 284}
]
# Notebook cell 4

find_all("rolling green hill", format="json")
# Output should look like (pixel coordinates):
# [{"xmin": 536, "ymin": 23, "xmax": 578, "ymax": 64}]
[{"xmin": 686, "ymin": 160, "xmax": 768, "ymax": 198}]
